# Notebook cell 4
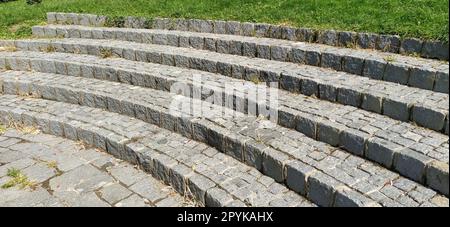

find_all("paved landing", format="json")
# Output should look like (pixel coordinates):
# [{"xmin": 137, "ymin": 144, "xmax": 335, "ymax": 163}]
[{"xmin": 0, "ymin": 127, "xmax": 197, "ymax": 207}]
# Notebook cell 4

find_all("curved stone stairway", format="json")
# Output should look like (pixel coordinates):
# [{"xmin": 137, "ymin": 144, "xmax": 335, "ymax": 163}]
[{"xmin": 0, "ymin": 12, "xmax": 448, "ymax": 207}]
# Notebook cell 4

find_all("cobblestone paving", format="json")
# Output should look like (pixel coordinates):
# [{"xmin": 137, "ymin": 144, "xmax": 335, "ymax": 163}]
[
  {"xmin": 0, "ymin": 12, "xmax": 447, "ymax": 207},
  {"xmin": 33, "ymin": 24, "xmax": 449, "ymax": 93},
  {"xmin": 0, "ymin": 94, "xmax": 447, "ymax": 207},
  {"xmin": 0, "ymin": 51, "xmax": 447, "ymax": 173},
  {"xmin": 0, "ymin": 95, "xmax": 315, "ymax": 207},
  {"xmin": 4, "ymin": 38, "xmax": 448, "ymax": 134},
  {"xmin": 44, "ymin": 12, "xmax": 450, "ymax": 61},
  {"xmin": 0, "ymin": 68, "xmax": 448, "ymax": 195},
  {"xmin": 0, "ymin": 128, "xmax": 197, "ymax": 207}
]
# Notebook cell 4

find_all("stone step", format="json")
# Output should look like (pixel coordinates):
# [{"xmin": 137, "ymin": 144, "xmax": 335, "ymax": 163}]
[
  {"xmin": 0, "ymin": 128, "xmax": 197, "ymax": 207},
  {"xmin": 0, "ymin": 94, "xmax": 316, "ymax": 207},
  {"xmin": 45, "ymin": 12, "xmax": 450, "ymax": 61},
  {"xmin": 2, "ymin": 38, "xmax": 448, "ymax": 134},
  {"xmin": 0, "ymin": 71, "xmax": 447, "ymax": 206},
  {"xmin": 0, "ymin": 51, "xmax": 448, "ymax": 194},
  {"xmin": 32, "ymin": 24, "xmax": 449, "ymax": 94}
]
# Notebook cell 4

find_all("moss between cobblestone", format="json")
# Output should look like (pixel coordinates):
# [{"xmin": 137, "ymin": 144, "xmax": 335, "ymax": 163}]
[
  {"xmin": 249, "ymin": 75, "xmax": 261, "ymax": 85},
  {"xmin": 383, "ymin": 55, "xmax": 397, "ymax": 63},
  {"xmin": 99, "ymin": 48, "xmax": 113, "ymax": 59},
  {"xmin": 43, "ymin": 45, "xmax": 56, "ymax": 53},
  {"xmin": 0, "ymin": 124, "xmax": 6, "ymax": 134},
  {"xmin": 1, "ymin": 168, "xmax": 37, "ymax": 190},
  {"xmin": 0, "ymin": 0, "xmax": 448, "ymax": 42},
  {"xmin": 45, "ymin": 160, "xmax": 58, "ymax": 169}
]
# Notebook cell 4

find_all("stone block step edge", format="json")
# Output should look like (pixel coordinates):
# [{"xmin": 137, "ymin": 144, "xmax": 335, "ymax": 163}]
[
  {"xmin": 31, "ymin": 25, "xmax": 449, "ymax": 94},
  {"xmin": 0, "ymin": 93, "xmax": 445, "ymax": 207},
  {"xmin": 0, "ymin": 52, "xmax": 448, "ymax": 196},
  {"xmin": 46, "ymin": 12, "xmax": 449, "ymax": 61},
  {"xmin": 6, "ymin": 95, "xmax": 396, "ymax": 207},
  {"xmin": 0, "ymin": 96, "xmax": 320, "ymax": 207},
  {"xmin": 0, "ymin": 71, "xmax": 448, "ymax": 200},
  {"xmin": 3, "ymin": 38, "xmax": 448, "ymax": 134}
]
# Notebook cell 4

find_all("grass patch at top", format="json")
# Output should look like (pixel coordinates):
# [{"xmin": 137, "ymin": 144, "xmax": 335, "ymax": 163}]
[{"xmin": 0, "ymin": 0, "xmax": 448, "ymax": 42}]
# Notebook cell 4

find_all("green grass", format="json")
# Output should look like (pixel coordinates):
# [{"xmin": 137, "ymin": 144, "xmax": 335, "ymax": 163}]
[{"xmin": 0, "ymin": 0, "xmax": 448, "ymax": 42}]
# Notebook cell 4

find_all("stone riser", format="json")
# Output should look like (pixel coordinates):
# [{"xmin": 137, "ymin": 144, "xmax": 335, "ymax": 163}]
[
  {"xmin": 0, "ymin": 71, "xmax": 447, "ymax": 204},
  {"xmin": 4, "ymin": 39, "xmax": 448, "ymax": 134},
  {"xmin": 1, "ymin": 52, "xmax": 448, "ymax": 197},
  {"xmin": 32, "ymin": 25, "xmax": 449, "ymax": 94},
  {"xmin": 0, "ymin": 95, "xmax": 318, "ymax": 207},
  {"xmin": 45, "ymin": 12, "xmax": 450, "ymax": 61}
]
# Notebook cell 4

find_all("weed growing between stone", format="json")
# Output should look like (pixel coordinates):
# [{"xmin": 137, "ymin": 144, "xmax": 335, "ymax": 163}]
[
  {"xmin": 384, "ymin": 55, "xmax": 396, "ymax": 62},
  {"xmin": 99, "ymin": 48, "xmax": 113, "ymax": 58},
  {"xmin": 5, "ymin": 119, "xmax": 40, "ymax": 135},
  {"xmin": 0, "ymin": 46, "xmax": 17, "ymax": 52},
  {"xmin": 1, "ymin": 168, "xmax": 37, "ymax": 190},
  {"xmin": 0, "ymin": 124, "xmax": 6, "ymax": 134}
]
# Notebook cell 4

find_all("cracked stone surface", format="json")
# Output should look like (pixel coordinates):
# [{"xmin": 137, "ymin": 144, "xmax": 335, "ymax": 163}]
[{"xmin": 0, "ymin": 128, "xmax": 197, "ymax": 207}]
